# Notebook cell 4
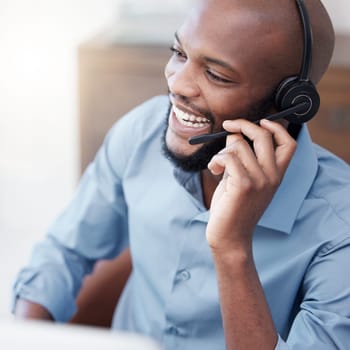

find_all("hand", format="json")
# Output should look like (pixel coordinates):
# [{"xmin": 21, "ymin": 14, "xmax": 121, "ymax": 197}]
[{"xmin": 206, "ymin": 119, "xmax": 297, "ymax": 253}]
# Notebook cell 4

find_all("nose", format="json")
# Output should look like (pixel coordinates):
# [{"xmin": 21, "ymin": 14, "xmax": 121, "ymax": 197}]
[{"xmin": 165, "ymin": 60, "xmax": 200, "ymax": 98}]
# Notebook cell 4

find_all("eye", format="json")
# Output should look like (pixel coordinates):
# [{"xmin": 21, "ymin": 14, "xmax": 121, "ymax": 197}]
[
  {"xmin": 206, "ymin": 70, "xmax": 233, "ymax": 84},
  {"xmin": 170, "ymin": 46, "xmax": 187, "ymax": 60}
]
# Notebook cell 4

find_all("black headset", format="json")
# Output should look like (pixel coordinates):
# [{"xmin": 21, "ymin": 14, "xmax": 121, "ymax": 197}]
[{"xmin": 274, "ymin": 0, "xmax": 320, "ymax": 124}]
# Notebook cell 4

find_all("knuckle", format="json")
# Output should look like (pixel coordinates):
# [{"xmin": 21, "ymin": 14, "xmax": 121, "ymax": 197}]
[
  {"xmin": 269, "ymin": 175, "xmax": 281, "ymax": 188},
  {"xmin": 219, "ymin": 153, "xmax": 231, "ymax": 162},
  {"xmin": 226, "ymin": 134, "xmax": 244, "ymax": 147},
  {"xmin": 232, "ymin": 139, "xmax": 246, "ymax": 152},
  {"xmin": 290, "ymin": 139, "xmax": 298, "ymax": 152},
  {"xmin": 226, "ymin": 139, "xmax": 247, "ymax": 154},
  {"xmin": 238, "ymin": 176, "xmax": 253, "ymax": 192},
  {"xmin": 255, "ymin": 181, "xmax": 264, "ymax": 192},
  {"xmin": 255, "ymin": 177, "xmax": 268, "ymax": 191},
  {"xmin": 227, "ymin": 133, "xmax": 241, "ymax": 141},
  {"xmin": 259, "ymin": 129, "xmax": 271, "ymax": 139},
  {"xmin": 286, "ymin": 138, "xmax": 297, "ymax": 151},
  {"xmin": 213, "ymin": 153, "xmax": 232, "ymax": 167}
]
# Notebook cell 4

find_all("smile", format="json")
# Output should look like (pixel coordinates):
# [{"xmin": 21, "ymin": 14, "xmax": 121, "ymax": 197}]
[{"xmin": 173, "ymin": 105, "xmax": 211, "ymax": 128}]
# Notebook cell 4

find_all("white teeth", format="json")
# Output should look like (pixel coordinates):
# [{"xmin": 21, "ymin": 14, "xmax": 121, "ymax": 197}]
[{"xmin": 173, "ymin": 105, "xmax": 210, "ymax": 128}]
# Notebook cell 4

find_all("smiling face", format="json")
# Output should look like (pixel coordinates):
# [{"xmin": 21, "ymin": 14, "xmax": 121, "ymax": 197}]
[{"xmin": 163, "ymin": 0, "xmax": 303, "ymax": 171}]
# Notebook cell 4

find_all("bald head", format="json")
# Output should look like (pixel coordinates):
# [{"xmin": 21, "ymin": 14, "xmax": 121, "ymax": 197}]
[
  {"xmin": 190, "ymin": 0, "xmax": 335, "ymax": 85},
  {"xmin": 260, "ymin": 0, "xmax": 335, "ymax": 84}
]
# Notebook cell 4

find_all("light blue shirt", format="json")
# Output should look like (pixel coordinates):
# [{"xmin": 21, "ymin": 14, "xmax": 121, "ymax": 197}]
[{"xmin": 13, "ymin": 96, "xmax": 350, "ymax": 349}]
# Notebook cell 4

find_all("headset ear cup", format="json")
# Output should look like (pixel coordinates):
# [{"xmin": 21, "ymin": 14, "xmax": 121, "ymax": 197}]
[
  {"xmin": 275, "ymin": 76, "xmax": 299, "ymax": 109},
  {"xmin": 275, "ymin": 77, "xmax": 320, "ymax": 124}
]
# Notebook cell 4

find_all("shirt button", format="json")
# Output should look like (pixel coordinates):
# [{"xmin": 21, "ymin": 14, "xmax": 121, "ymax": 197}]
[
  {"xmin": 167, "ymin": 325, "xmax": 180, "ymax": 335},
  {"xmin": 177, "ymin": 269, "xmax": 191, "ymax": 281}
]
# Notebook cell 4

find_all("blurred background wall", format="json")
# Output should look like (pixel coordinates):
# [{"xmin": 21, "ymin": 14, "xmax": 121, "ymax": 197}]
[{"xmin": 0, "ymin": 0, "xmax": 349, "ymax": 317}]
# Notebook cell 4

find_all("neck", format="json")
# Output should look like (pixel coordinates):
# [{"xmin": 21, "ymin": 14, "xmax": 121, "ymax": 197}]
[{"xmin": 201, "ymin": 169, "xmax": 222, "ymax": 209}]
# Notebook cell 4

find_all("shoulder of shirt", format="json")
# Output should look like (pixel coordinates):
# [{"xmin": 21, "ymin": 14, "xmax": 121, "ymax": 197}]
[
  {"xmin": 108, "ymin": 95, "xmax": 169, "ymax": 144},
  {"xmin": 100, "ymin": 95, "xmax": 169, "ymax": 177},
  {"xmin": 306, "ymin": 144, "xmax": 350, "ymax": 233}
]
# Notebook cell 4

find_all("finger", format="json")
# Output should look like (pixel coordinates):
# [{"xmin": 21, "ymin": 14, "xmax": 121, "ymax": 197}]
[
  {"xmin": 222, "ymin": 133, "xmax": 266, "ymax": 182},
  {"xmin": 208, "ymin": 153, "xmax": 227, "ymax": 176},
  {"xmin": 259, "ymin": 119, "xmax": 297, "ymax": 175},
  {"xmin": 208, "ymin": 133, "xmax": 242, "ymax": 175},
  {"xmin": 223, "ymin": 119, "xmax": 278, "ymax": 178},
  {"xmin": 208, "ymin": 152, "xmax": 251, "ymax": 189}
]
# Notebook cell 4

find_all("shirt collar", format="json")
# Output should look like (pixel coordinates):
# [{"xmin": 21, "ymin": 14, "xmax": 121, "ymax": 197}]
[
  {"xmin": 257, "ymin": 125, "xmax": 318, "ymax": 234},
  {"xmin": 173, "ymin": 125, "xmax": 318, "ymax": 235}
]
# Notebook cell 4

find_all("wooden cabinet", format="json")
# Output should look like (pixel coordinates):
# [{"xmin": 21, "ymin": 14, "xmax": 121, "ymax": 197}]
[
  {"xmin": 79, "ymin": 34, "xmax": 350, "ymax": 172},
  {"xmin": 79, "ymin": 37, "xmax": 170, "ymax": 172},
  {"xmin": 308, "ymin": 35, "xmax": 350, "ymax": 163}
]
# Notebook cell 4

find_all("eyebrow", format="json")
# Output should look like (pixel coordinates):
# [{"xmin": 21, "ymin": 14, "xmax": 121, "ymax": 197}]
[{"xmin": 174, "ymin": 32, "xmax": 239, "ymax": 75}]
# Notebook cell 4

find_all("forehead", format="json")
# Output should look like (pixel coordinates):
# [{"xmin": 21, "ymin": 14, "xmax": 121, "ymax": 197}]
[{"xmin": 178, "ymin": 0, "xmax": 291, "ymax": 81}]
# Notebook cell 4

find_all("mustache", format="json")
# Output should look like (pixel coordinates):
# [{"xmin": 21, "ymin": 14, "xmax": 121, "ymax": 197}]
[{"xmin": 168, "ymin": 92, "xmax": 216, "ymax": 125}]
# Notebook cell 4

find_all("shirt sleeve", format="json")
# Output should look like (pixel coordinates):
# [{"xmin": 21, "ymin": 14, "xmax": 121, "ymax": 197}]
[
  {"xmin": 275, "ymin": 237, "xmax": 350, "ymax": 349},
  {"xmin": 12, "ymin": 117, "xmax": 131, "ymax": 322}
]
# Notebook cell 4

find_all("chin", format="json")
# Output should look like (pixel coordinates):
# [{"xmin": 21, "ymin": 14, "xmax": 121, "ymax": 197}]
[
  {"xmin": 162, "ymin": 125, "xmax": 226, "ymax": 173},
  {"xmin": 165, "ymin": 129, "xmax": 200, "ymax": 158}
]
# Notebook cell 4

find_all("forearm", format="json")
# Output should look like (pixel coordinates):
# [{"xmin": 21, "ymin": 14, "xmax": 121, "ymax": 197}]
[
  {"xmin": 70, "ymin": 249, "xmax": 132, "ymax": 327},
  {"xmin": 212, "ymin": 247, "xmax": 278, "ymax": 350},
  {"xmin": 205, "ymin": 118, "xmax": 296, "ymax": 349},
  {"xmin": 14, "ymin": 299, "xmax": 54, "ymax": 321}
]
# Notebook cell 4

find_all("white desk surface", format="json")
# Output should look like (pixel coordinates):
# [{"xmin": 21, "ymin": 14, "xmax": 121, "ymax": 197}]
[{"xmin": 0, "ymin": 318, "xmax": 162, "ymax": 350}]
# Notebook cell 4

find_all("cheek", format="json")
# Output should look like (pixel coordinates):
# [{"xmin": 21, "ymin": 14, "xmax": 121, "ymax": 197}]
[
  {"xmin": 164, "ymin": 60, "xmax": 171, "ymax": 80},
  {"xmin": 207, "ymin": 93, "xmax": 243, "ymax": 120},
  {"xmin": 164, "ymin": 57, "xmax": 177, "ymax": 81},
  {"xmin": 208, "ymin": 89, "xmax": 252, "ymax": 121}
]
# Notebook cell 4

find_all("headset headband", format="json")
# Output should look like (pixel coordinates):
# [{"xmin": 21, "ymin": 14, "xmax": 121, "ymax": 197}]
[{"xmin": 296, "ymin": 0, "xmax": 313, "ymax": 81}]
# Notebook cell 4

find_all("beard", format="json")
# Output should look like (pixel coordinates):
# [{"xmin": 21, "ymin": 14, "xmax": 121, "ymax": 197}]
[
  {"xmin": 161, "ymin": 118, "xmax": 226, "ymax": 172},
  {"xmin": 161, "ymin": 95, "xmax": 274, "ymax": 173}
]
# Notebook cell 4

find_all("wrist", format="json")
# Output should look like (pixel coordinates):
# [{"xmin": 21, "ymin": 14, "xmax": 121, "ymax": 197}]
[
  {"xmin": 210, "ymin": 243, "xmax": 254, "ymax": 269},
  {"xmin": 208, "ymin": 232, "xmax": 253, "ymax": 256}
]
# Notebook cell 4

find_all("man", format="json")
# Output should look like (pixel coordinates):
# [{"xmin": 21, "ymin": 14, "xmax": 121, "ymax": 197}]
[{"xmin": 13, "ymin": 0, "xmax": 350, "ymax": 349}]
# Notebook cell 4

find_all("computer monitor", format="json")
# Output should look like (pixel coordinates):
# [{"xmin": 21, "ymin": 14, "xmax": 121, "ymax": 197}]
[{"xmin": 0, "ymin": 318, "xmax": 162, "ymax": 350}]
